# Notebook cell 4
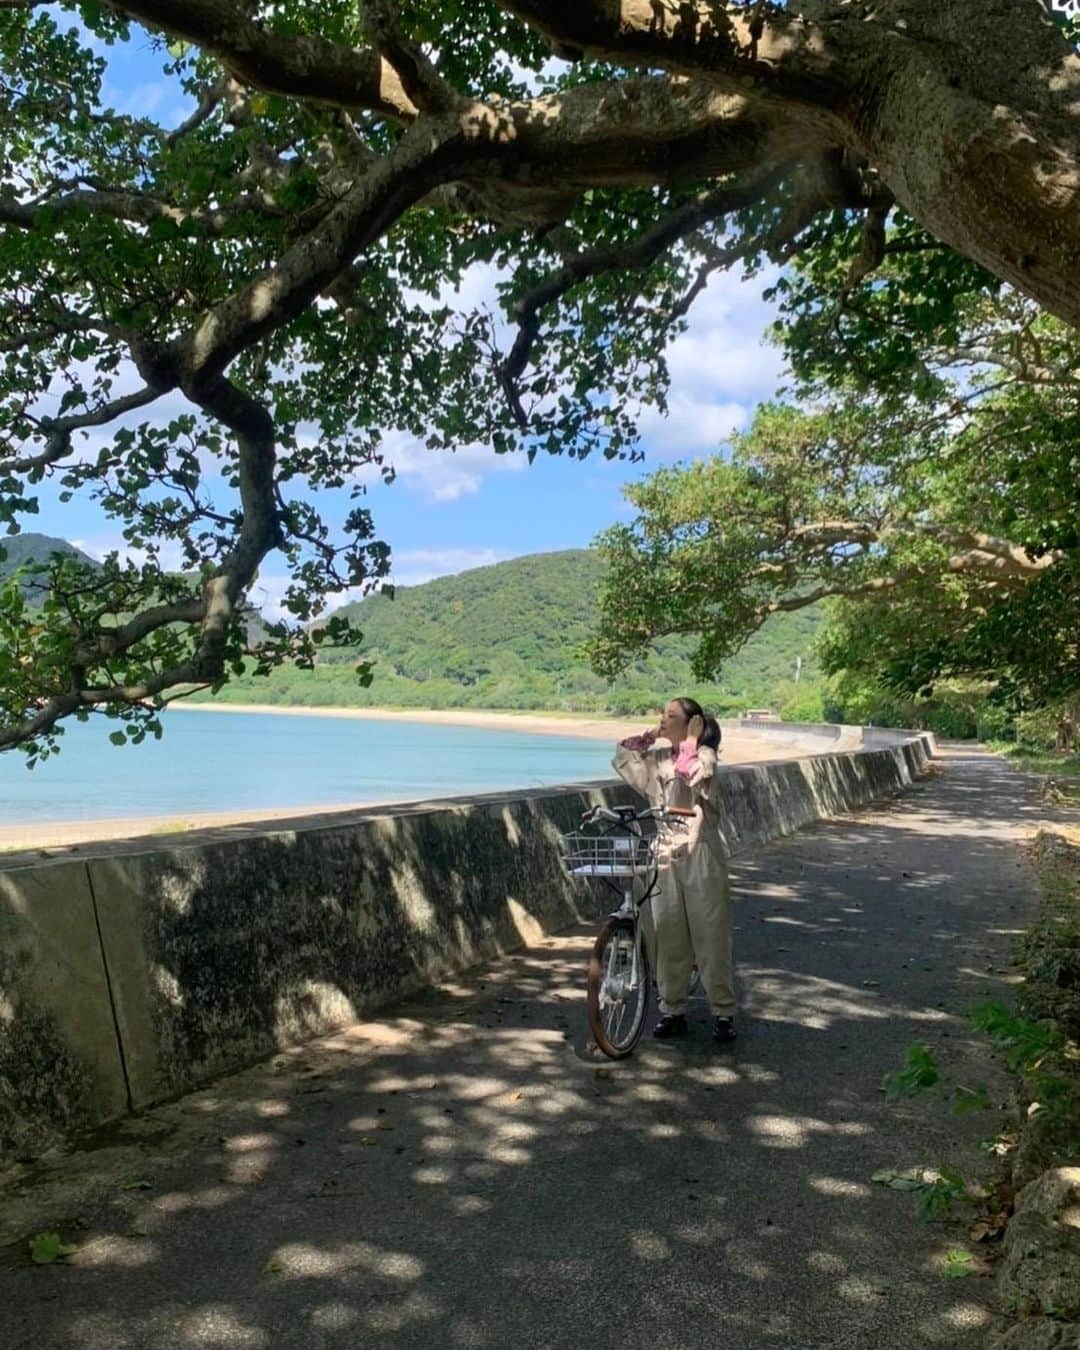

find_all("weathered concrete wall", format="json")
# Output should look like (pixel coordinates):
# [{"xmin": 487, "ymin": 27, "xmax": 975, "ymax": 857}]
[
  {"xmin": 0, "ymin": 862, "xmax": 128, "ymax": 1161},
  {"xmin": 85, "ymin": 788, "xmax": 617, "ymax": 1112},
  {"xmin": 0, "ymin": 728, "xmax": 932, "ymax": 1161},
  {"xmin": 713, "ymin": 733, "xmax": 932, "ymax": 854}
]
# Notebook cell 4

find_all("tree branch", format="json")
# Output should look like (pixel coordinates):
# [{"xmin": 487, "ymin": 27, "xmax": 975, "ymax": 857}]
[
  {"xmin": 499, "ymin": 165, "xmax": 788, "ymax": 426},
  {"xmin": 761, "ymin": 569, "xmax": 920, "ymax": 617},
  {"xmin": 165, "ymin": 76, "xmax": 228, "ymax": 145},
  {"xmin": 667, "ymin": 165, "xmax": 835, "ymax": 324},
  {"xmin": 493, "ymin": 0, "xmax": 844, "ymax": 105},
  {"xmin": 173, "ymin": 111, "xmax": 476, "ymax": 383},
  {"xmin": 0, "ymin": 183, "xmax": 292, "ymax": 234},
  {"xmin": 782, "ymin": 520, "xmax": 1062, "ymax": 578},
  {"xmin": 1, "ymin": 385, "xmax": 163, "ymax": 475},
  {"xmin": 183, "ymin": 375, "xmax": 283, "ymax": 680},
  {"xmin": 358, "ymin": 1, "xmax": 463, "ymax": 115},
  {"xmin": 103, "ymin": 0, "xmax": 420, "ymax": 121}
]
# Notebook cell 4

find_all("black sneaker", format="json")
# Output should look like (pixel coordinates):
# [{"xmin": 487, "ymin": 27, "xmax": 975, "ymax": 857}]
[
  {"xmin": 653, "ymin": 1013, "xmax": 688, "ymax": 1040},
  {"xmin": 712, "ymin": 1016, "xmax": 736, "ymax": 1044}
]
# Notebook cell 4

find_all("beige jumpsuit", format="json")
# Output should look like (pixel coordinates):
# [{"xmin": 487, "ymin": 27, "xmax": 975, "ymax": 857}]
[{"xmin": 612, "ymin": 738, "xmax": 735, "ymax": 1018}]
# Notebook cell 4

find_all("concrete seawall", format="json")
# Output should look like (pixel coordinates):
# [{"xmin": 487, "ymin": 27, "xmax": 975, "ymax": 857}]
[{"xmin": 0, "ymin": 725, "xmax": 933, "ymax": 1164}]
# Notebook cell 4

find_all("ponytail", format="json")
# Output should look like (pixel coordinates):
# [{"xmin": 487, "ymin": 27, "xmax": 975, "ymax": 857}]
[
  {"xmin": 674, "ymin": 697, "xmax": 721, "ymax": 751},
  {"xmin": 701, "ymin": 714, "xmax": 722, "ymax": 752}
]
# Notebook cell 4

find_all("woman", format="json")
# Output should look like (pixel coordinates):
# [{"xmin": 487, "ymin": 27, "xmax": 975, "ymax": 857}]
[{"xmin": 613, "ymin": 698, "xmax": 736, "ymax": 1044}]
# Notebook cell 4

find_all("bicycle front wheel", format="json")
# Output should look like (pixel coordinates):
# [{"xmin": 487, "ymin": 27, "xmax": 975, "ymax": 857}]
[{"xmin": 587, "ymin": 917, "xmax": 650, "ymax": 1059}]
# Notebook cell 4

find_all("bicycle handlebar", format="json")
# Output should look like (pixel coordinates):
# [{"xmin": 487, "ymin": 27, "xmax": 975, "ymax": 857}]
[
  {"xmin": 580, "ymin": 805, "xmax": 637, "ymax": 825},
  {"xmin": 580, "ymin": 804, "xmax": 693, "ymax": 825}
]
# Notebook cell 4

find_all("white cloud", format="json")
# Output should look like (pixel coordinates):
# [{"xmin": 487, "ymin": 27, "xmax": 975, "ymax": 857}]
[
  {"xmin": 396, "ymin": 258, "xmax": 784, "ymax": 487},
  {"xmin": 503, "ymin": 54, "xmax": 573, "ymax": 95},
  {"xmin": 369, "ymin": 430, "xmax": 527, "ymax": 504},
  {"xmin": 666, "ymin": 327, "xmax": 784, "ymax": 399},
  {"xmin": 446, "ymin": 260, "xmax": 505, "ymax": 317},
  {"xmin": 627, "ymin": 264, "xmax": 785, "ymax": 463},
  {"xmin": 102, "ymin": 79, "xmax": 172, "ymax": 121},
  {"xmin": 73, "ymin": 534, "xmax": 189, "ymax": 573},
  {"xmin": 638, "ymin": 397, "xmax": 749, "ymax": 459},
  {"xmin": 250, "ymin": 547, "xmax": 517, "ymax": 620}
]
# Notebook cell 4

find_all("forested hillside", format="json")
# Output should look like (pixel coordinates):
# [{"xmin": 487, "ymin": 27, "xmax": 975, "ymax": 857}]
[
  {"xmin": 200, "ymin": 550, "xmax": 824, "ymax": 717},
  {"xmin": 0, "ymin": 533, "xmax": 97, "ymax": 595}
]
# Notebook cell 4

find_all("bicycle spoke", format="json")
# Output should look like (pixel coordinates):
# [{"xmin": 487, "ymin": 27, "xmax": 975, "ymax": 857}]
[
  {"xmin": 587, "ymin": 916, "xmax": 650, "ymax": 1059},
  {"xmin": 602, "ymin": 936, "xmax": 639, "ymax": 1046}
]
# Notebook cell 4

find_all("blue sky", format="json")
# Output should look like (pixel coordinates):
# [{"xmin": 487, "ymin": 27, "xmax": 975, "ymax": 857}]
[{"xmin": 31, "ymin": 11, "xmax": 788, "ymax": 610}]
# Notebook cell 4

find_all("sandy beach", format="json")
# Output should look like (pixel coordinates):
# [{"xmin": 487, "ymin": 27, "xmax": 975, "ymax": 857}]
[
  {"xmin": 0, "ymin": 704, "xmax": 803, "ymax": 854},
  {"xmin": 168, "ymin": 701, "xmax": 652, "ymax": 742}
]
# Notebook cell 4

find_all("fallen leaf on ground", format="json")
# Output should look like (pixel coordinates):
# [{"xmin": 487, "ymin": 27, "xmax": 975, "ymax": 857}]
[
  {"xmin": 942, "ymin": 1248, "xmax": 995, "ymax": 1279},
  {"xmin": 871, "ymin": 1168, "xmax": 924, "ymax": 1192},
  {"xmin": 969, "ymin": 1213, "xmax": 1009, "ymax": 1242},
  {"xmin": 29, "ymin": 1232, "xmax": 78, "ymax": 1265}
]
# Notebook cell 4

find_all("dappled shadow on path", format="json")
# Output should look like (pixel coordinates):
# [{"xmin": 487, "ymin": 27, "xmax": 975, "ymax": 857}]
[{"xmin": 3, "ymin": 749, "xmax": 1062, "ymax": 1350}]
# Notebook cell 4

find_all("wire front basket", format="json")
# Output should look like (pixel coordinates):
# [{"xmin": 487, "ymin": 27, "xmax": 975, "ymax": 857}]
[{"xmin": 560, "ymin": 829, "xmax": 657, "ymax": 879}]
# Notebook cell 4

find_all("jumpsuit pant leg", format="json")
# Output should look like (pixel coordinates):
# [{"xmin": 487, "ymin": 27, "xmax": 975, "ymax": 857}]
[
  {"xmin": 651, "ymin": 848, "xmax": 736, "ymax": 1018},
  {"xmin": 651, "ymin": 867, "xmax": 695, "ymax": 1016},
  {"xmin": 681, "ymin": 846, "xmax": 736, "ymax": 1017}
]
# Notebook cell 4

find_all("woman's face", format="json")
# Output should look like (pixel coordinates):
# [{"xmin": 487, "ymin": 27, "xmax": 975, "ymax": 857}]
[{"xmin": 660, "ymin": 700, "xmax": 689, "ymax": 743}]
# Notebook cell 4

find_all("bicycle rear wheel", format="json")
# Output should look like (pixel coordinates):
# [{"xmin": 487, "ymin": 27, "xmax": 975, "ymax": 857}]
[{"xmin": 587, "ymin": 916, "xmax": 650, "ymax": 1059}]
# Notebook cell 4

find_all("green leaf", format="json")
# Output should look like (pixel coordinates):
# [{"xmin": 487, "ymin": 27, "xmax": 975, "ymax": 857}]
[
  {"xmin": 953, "ymin": 1083, "xmax": 991, "ymax": 1116},
  {"xmin": 882, "ymin": 1043, "xmax": 940, "ymax": 1099},
  {"xmin": 29, "ymin": 1232, "xmax": 78, "ymax": 1265}
]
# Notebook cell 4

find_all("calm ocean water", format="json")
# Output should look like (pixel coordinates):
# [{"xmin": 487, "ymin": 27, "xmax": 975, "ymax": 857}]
[{"xmin": 0, "ymin": 710, "xmax": 615, "ymax": 825}]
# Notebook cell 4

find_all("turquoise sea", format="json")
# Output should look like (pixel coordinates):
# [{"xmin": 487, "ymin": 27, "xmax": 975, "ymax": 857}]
[{"xmin": 0, "ymin": 709, "xmax": 615, "ymax": 825}]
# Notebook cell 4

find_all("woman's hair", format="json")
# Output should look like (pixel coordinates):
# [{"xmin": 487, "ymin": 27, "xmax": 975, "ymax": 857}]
[{"xmin": 674, "ymin": 697, "xmax": 722, "ymax": 751}]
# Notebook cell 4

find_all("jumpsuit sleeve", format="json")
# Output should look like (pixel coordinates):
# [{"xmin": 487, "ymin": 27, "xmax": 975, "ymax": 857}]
[
  {"xmin": 684, "ymin": 744, "xmax": 718, "ymax": 804},
  {"xmin": 612, "ymin": 743, "xmax": 653, "ymax": 798}
]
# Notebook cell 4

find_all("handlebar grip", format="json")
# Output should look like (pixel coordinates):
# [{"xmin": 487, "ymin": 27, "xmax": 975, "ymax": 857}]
[{"xmin": 588, "ymin": 806, "xmax": 621, "ymax": 822}]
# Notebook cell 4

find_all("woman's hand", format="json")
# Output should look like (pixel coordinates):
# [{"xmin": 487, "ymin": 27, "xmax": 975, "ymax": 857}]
[
  {"xmin": 686, "ymin": 714, "xmax": 704, "ymax": 745},
  {"xmin": 619, "ymin": 726, "xmax": 659, "ymax": 752}
]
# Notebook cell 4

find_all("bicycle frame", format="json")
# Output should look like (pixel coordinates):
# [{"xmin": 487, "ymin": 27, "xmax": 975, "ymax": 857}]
[{"xmin": 566, "ymin": 805, "xmax": 697, "ymax": 1058}]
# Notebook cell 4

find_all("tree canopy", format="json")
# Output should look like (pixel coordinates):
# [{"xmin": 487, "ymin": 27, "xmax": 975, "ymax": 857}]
[
  {"xmin": 590, "ymin": 208, "xmax": 1079, "ymax": 721},
  {"xmin": 1, "ymin": 0, "xmax": 1078, "ymax": 755}
]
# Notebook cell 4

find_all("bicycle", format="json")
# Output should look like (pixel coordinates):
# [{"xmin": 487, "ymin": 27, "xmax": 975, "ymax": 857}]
[{"xmin": 561, "ymin": 803, "xmax": 691, "ymax": 1059}]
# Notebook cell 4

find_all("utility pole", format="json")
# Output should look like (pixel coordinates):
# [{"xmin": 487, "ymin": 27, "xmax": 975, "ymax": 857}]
[{"xmin": 794, "ymin": 656, "xmax": 802, "ymax": 684}]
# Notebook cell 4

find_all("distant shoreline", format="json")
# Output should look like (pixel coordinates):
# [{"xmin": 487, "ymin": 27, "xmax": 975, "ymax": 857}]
[
  {"xmin": 0, "ymin": 708, "xmax": 803, "ymax": 856},
  {"xmin": 170, "ymin": 702, "xmax": 649, "ymax": 742},
  {"xmin": 0, "ymin": 705, "xmax": 644, "ymax": 854}
]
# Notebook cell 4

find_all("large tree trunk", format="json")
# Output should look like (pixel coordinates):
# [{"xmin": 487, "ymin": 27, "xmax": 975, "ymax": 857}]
[
  {"xmin": 840, "ymin": 0, "xmax": 1080, "ymax": 325},
  {"xmin": 503, "ymin": 0, "xmax": 1080, "ymax": 325}
]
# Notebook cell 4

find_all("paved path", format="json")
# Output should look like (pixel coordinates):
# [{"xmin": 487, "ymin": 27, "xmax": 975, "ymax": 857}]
[{"xmin": 3, "ymin": 750, "xmax": 1057, "ymax": 1349}]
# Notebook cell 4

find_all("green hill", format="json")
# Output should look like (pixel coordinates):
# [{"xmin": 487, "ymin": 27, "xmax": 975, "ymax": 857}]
[
  {"xmin": 0, "ymin": 532, "xmax": 98, "ymax": 598},
  {"xmin": 201, "ymin": 549, "xmax": 824, "ymax": 718}
]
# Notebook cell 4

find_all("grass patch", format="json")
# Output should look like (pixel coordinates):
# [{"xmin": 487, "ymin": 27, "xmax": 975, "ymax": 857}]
[
  {"xmin": 988, "ymin": 743, "xmax": 1080, "ymax": 805},
  {"xmin": 1011, "ymin": 827, "xmax": 1080, "ymax": 1183},
  {"xmin": 1025, "ymin": 827, "xmax": 1080, "ymax": 1040}
]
